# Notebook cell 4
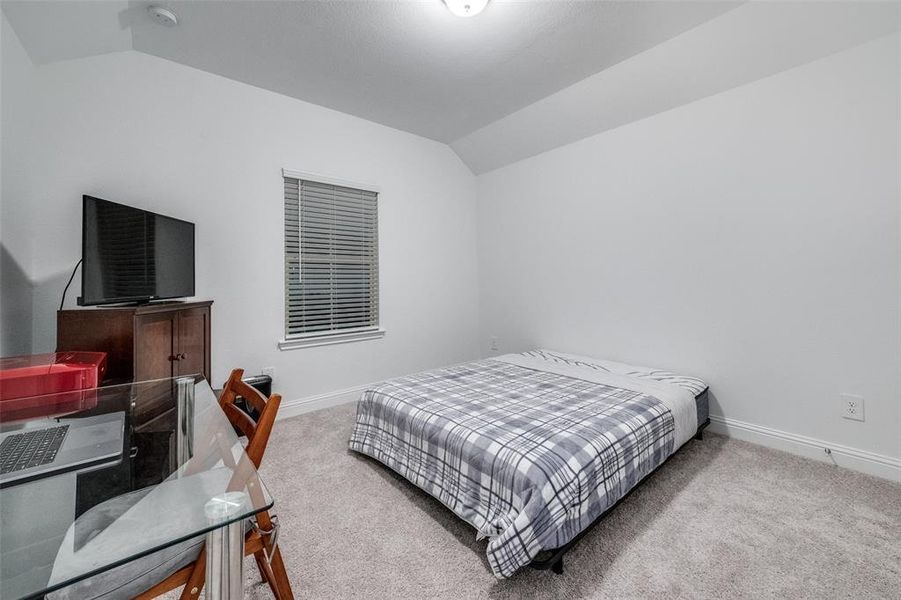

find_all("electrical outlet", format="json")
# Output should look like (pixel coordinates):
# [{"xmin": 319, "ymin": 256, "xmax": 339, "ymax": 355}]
[
  {"xmin": 489, "ymin": 337, "xmax": 499, "ymax": 352},
  {"xmin": 261, "ymin": 366, "xmax": 276, "ymax": 379},
  {"xmin": 841, "ymin": 393, "xmax": 864, "ymax": 422}
]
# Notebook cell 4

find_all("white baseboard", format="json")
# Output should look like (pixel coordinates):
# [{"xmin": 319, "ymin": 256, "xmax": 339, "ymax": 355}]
[
  {"xmin": 708, "ymin": 415, "xmax": 901, "ymax": 483},
  {"xmin": 278, "ymin": 385, "xmax": 365, "ymax": 420}
]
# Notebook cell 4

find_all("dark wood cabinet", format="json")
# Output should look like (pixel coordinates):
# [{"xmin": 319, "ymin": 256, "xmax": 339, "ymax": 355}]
[
  {"xmin": 57, "ymin": 301, "xmax": 212, "ymax": 383},
  {"xmin": 174, "ymin": 307, "xmax": 209, "ymax": 378}
]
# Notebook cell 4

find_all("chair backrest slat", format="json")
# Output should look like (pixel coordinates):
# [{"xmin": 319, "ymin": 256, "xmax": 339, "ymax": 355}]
[
  {"xmin": 222, "ymin": 402, "xmax": 258, "ymax": 441},
  {"xmin": 219, "ymin": 368, "xmax": 281, "ymax": 470}
]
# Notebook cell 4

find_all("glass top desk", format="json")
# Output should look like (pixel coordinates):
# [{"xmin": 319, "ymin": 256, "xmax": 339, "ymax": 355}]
[{"xmin": 0, "ymin": 376, "xmax": 272, "ymax": 600}]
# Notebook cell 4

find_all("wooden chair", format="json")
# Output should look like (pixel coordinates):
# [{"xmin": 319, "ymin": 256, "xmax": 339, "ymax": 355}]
[{"xmin": 135, "ymin": 369, "xmax": 295, "ymax": 600}]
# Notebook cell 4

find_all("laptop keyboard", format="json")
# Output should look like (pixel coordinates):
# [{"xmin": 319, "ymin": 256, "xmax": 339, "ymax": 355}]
[{"xmin": 0, "ymin": 425, "xmax": 70, "ymax": 475}]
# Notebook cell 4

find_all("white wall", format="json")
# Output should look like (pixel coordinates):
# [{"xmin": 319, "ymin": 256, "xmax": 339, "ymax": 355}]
[
  {"xmin": 0, "ymin": 14, "xmax": 36, "ymax": 357},
  {"xmin": 477, "ymin": 34, "xmax": 901, "ymax": 462},
  {"xmin": 0, "ymin": 19, "xmax": 481, "ymax": 401}
]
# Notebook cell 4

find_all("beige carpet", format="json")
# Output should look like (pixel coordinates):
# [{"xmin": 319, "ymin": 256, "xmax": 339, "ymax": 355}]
[{"xmin": 192, "ymin": 402, "xmax": 901, "ymax": 599}]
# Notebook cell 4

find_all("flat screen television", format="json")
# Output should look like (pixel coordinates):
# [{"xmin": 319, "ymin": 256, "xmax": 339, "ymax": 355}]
[{"xmin": 80, "ymin": 195, "xmax": 195, "ymax": 306}]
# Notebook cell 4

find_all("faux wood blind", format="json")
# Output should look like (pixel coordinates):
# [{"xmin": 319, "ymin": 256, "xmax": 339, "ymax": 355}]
[{"xmin": 284, "ymin": 176, "xmax": 379, "ymax": 338}]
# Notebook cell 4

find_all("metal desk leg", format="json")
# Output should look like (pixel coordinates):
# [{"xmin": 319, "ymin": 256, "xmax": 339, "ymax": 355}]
[{"xmin": 205, "ymin": 492, "xmax": 248, "ymax": 599}]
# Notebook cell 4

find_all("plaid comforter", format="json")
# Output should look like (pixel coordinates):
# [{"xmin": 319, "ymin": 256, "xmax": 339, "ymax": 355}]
[{"xmin": 348, "ymin": 358, "xmax": 678, "ymax": 578}]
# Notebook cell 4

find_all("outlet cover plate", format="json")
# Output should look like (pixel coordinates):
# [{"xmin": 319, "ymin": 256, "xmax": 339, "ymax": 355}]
[{"xmin": 841, "ymin": 393, "xmax": 864, "ymax": 422}]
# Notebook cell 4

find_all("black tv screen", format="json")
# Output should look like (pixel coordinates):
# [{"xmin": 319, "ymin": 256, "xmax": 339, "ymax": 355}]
[{"xmin": 80, "ymin": 196, "xmax": 195, "ymax": 305}]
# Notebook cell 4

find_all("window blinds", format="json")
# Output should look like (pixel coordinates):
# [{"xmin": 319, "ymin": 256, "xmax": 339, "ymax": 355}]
[{"xmin": 284, "ymin": 176, "xmax": 379, "ymax": 338}]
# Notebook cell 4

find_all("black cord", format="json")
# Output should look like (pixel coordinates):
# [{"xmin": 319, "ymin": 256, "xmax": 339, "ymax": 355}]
[{"xmin": 60, "ymin": 259, "xmax": 83, "ymax": 310}]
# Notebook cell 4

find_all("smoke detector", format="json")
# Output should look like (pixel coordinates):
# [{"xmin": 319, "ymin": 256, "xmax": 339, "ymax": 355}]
[{"xmin": 147, "ymin": 6, "xmax": 179, "ymax": 27}]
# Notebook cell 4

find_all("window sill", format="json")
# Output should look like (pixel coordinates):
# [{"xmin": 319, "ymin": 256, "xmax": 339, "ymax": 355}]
[{"xmin": 278, "ymin": 328, "xmax": 385, "ymax": 351}]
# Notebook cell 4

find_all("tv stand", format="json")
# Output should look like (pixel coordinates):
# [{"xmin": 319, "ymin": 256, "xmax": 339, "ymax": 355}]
[{"xmin": 57, "ymin": 300, "xmax": 212, "ymax": 383}]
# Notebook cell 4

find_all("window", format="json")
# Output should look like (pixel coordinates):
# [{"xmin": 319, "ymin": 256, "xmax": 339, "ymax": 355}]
[{"xmin": 280, "ymin": 172, "xmax": 382, "ymax": 349}]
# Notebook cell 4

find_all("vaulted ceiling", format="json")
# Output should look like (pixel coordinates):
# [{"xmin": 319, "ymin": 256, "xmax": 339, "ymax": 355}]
[{"xmin": 4, "ymin": 1, "xmax": 899, "ymax": 174}]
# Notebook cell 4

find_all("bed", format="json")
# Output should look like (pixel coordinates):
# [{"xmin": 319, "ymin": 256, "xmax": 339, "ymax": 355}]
[{"xmin": 348, "ymin": 349, "xmax": 709, "ymax": 578}]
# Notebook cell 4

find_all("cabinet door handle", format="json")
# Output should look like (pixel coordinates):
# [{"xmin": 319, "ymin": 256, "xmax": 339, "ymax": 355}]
[
  {"xmin": 168, "ymin": 354, "xmax": 179, "ymax": 362},
  {"xmin": 180, "ymin": 353, "xmax": 187, "ymax": 360}
]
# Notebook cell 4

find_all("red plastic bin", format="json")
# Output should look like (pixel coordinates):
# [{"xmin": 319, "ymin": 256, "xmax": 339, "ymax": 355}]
[{"xmin": 0, "ymin": 352, "xmax": 107, "ymax": 421}]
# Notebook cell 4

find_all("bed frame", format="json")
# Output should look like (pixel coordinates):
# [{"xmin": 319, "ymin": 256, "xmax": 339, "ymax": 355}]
[{"xmin": 528, "ymin": 388, "xmax": 711, "ymax": 575}]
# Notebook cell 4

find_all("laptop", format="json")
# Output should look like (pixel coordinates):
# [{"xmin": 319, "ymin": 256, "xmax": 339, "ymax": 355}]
[{"xmin": 0, "ymin": 412, "xmax": 125, "ymax": 488}]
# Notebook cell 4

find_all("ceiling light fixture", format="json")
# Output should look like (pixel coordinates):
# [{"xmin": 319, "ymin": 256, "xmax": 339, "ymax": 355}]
[
  {"xmin": 147, "ymin": 5, "xmax": 179, "ymax": 27},
  {"xmin": 443, "ymin": 0, "xmax": 489, "ymax": 18}
]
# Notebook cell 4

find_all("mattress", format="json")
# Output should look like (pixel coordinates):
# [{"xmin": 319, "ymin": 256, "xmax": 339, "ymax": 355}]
[{"xmin": 348, "ymin": 349, "xmax": 708, "ymax": 578}]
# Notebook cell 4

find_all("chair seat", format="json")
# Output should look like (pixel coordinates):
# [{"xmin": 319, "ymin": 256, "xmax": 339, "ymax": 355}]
[
  {"xmin": 49, "ymin": 535, "xmax": 204, "ymax": 600},
  {"xmin": 47, "ymin": 488, "xmax": 250, "ymax": 600}
]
